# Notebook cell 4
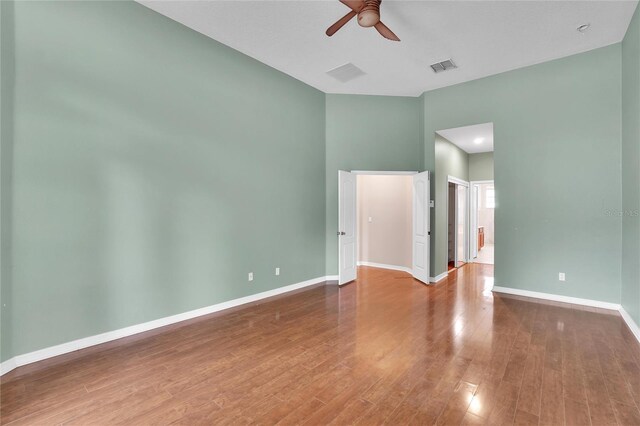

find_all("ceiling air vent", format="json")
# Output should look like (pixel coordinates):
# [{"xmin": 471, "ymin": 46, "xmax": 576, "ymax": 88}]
[
  {"xmin": 326, "ymin": 63, "xmax": 366, "ymax": 83},
  {"xmin": 430, "ymin": 59, "xmax": 457, "ymax": 73}
]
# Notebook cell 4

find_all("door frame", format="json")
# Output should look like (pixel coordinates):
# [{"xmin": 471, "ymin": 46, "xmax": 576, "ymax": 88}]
[
  {"xmin": 338, "ymin": 170, "xmax": 421, "ymax": 286},
  {"xmin": 351, "ymin": 170, "xmax": 419, "ymax": 175},
  {"xmin": 447, "ymin": 176, "xmax": 470, "ymax": 265},
  {"xmin": 469, "ymin": 180, "xmax": 494, "ymax": 263}
]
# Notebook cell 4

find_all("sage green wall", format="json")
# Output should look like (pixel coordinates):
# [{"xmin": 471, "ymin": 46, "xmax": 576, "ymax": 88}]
[
  {"xmin": 325, "ymin": 94, "xmax": 423, "ymax": 275},
  {"xmin": 434, "ymin": 134, "xmax": 468, "ymax": 274},
  {"xmin": 2, "ymin": 0, "xmax": 636, "ymax": 365},
  {"xmin": 469, "ymin": 152, "xmax": 494, "ymax": 181},
  {"xmin": 0, "ymin": 0, "xmax": 15, "ymax": 362},
  {"xmin": 424, "ymin": 45, "xmax": 623, "ymax": 303},
  {"xmin": 3, "ymin": 1, "xmax": 326, "ymax": 361},
  {"xmin": 622, "ymin": 4, "xmax": 640, "ymax": 325}
]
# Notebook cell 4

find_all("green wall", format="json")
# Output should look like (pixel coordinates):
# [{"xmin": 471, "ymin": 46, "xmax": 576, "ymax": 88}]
[
  {"xmin": 622, "ymin": 5, "xmax": 640, "ymax": 325},
  {"xmin": 424, "ymin": 45, "xmax": 623, "ymax": 302},
  {"xmin": 325, "ymin": 94, "xmax": 423, "ymax": 275},
  {"xmin": 0, "ymin": 0, "xmax": 15, "ymax": 362},
  {"xmin": 469, "ymin": 152, "xmax": 494, "ymax": 181},
  {"xmin": 2, "ymin": 1, "xmax": 326, "ymax": 361},
  {"xmin": 434, "ymin": 134, "xmax": 468, "ymax": 274},
  {"xmin": 2, "ymin": 0, "xmax": 638, "ymax": 365}
]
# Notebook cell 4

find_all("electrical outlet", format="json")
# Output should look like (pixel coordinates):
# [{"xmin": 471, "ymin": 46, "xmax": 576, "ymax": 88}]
[
  {"xmin": 275, "ymin": 267, "xmax": 280, "ymax": 276},
  {"xmin": 559, "ymin": 272, "xmax": 565, "ymax": 282},
  {"xmin": 248, "ymin": 272, "xmax": 253, "ymax": 282},
  {"xmin": 368, "ymin": 217, "xmax": 373, "ymax": 223}
]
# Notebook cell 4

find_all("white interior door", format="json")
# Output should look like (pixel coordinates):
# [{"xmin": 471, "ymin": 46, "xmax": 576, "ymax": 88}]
[
  {"xmin": 338, "ymin": 171, "xmax": 357, "ymax": 285},
  {"xmin": 470, "ymin": 185, "xmax": 479, "ymax": 259},
  {"xmin": 456, "ymin": 185, "xmax": 468, "ymax": 263},
  {"xmin": 412, "ymin": 171, "xmax": 430, "ymax": 284}
]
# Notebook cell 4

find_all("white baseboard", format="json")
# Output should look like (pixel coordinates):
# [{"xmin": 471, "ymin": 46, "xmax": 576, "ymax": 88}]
[
  {"xmin": 492, "ymin": 286, "xmax": 640, "ymax": 345},
  {"xmin": 5, "ymin": 277, "xmax": 637, "ymax": 377},
  {"xmin": 492, "ymin": 286, "xmax": 621, "ymax": 311},
  {"xmin": 429, "ymin": 271, "xmax": 448, "ymax": 283},
  {"xmin": 357, "ymin": 261, "xmax": 411, "ymax": 274},
  {"xmin": 325, "ymin": 275, "xmax": 339, "ymax": 283},
  {"xmin": 0, "ymin": 357, "xmax": 16, "ymax": 376},
  {"xmin": 356, "ymin": 262, "xmax": 447, "ymax": 284},
  {"xmin": 0, "ymin": 275, "xmax": 331, "ymax": 377},
  {"xmin": 620, "ymin": 306, "xmax": 640, "ymax": 344}
]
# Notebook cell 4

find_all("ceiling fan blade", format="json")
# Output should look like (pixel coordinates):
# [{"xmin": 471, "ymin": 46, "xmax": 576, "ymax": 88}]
[
  {"xmin": 326, "ymin": 10, "xmax": 357, "ymax": 37},
  {"xmin": 340, "ymin": 0, "xmax": 364, "ymax": 12},
  {"xmin": 374, "ymin": 21, "xmax": 400, "ymax": 41}
]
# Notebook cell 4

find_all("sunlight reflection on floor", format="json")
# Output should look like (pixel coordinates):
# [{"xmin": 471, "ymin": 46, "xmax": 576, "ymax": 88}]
[{"xmin": 482, "ymin": 276, "xmax": 494, "ymax": 297}]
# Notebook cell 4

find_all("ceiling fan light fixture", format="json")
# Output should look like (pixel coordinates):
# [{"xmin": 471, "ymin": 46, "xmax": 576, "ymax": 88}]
[
  {"xmin": 358, "ymin": 10, "xmax": 379, "ymax": 27},
  {"xmin": 326, "ymin": 0, "xmax": 400, "ymax": 41}
]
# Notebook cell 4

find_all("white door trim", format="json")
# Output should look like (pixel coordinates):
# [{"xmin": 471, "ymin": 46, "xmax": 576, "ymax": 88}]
[
  {"xmin": 351, "ymin": 170, "xmax": 419, "ymax": 175},
  {"xmin": 446, "ymin": 176, "xmax": 470, "ymax": 264},
  {"xmin": 469, "ymin": 180, "xmax": 494, "ymax": 263},
  {"xmin": 447, "ymin": 175, "xmax": 470, "ymax": 187},
  {"xmin": 470, "ymin": 184, "xmax": 479, "ymax": 260}
]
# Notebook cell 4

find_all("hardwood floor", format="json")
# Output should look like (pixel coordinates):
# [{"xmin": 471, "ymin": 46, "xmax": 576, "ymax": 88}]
[{"xmin": 2, "ymin": 264, "xmax": 640, "ymax": 425}]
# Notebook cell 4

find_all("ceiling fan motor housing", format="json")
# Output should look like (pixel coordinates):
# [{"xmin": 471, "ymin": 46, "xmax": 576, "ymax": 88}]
[{"xmin": 358, "ymin": 0, "xmax": 381, "ymax": 27}]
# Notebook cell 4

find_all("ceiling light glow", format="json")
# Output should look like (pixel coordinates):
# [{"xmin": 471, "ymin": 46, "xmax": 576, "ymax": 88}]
[{"xmin": 474, "ymin": 138, "xmax": 484, "ymax": 144}]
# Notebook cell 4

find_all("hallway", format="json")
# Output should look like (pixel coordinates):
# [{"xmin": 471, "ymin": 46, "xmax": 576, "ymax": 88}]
[{"xmin": 475, "ymin": 243, "xmax": 494, "ymax": 265}]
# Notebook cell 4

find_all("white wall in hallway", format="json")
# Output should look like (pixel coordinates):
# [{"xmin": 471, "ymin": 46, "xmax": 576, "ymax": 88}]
[
  {"xmin": 478, "ymin": 183, "xmax": 495, "ymax": 244},
  {"xmin": 357, "ymin": 175, "xmax": 413, "ymax": 269}
]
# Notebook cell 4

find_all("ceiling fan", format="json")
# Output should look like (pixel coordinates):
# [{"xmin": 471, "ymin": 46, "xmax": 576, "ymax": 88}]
[{"xmin": 326, "ymin": 0, "xmax": 400, "ymax": 41}]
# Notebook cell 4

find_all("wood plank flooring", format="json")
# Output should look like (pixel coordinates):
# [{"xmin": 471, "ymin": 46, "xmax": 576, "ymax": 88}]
[{"xmin": 2, "ymin": 264, "xmax": 640, "ymax": 425}]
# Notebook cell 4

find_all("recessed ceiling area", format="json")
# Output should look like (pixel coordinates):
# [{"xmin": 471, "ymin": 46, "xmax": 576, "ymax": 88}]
[
  {"xmin": 437, "ymin": 123, "xmax": 494, "ymax": 154},
  {"xmin": 139, "ymin": 1, "xmax": 638, "ymax": 97}
]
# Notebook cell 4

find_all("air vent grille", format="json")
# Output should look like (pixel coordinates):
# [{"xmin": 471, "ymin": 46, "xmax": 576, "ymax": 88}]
[
  {"xmin": 326, "ymin": 63, "xmax": 366, "ymax": 83},
  {"xmin": 430, "ymin": 59, "xmax": 457, "ymax": 73}
]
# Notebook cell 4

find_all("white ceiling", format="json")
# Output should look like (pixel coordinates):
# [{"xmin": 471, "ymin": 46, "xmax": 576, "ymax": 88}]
[
  {"xmin": 139, "ymin": 1, "xmax": 638, "ymax": 97},
  {"xmin": 437, "ymin": 123, "xmax": 494, "ymax": 154}
]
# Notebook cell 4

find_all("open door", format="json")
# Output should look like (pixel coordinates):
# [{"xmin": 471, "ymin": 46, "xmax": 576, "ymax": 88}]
[
  {"xmin": 470, "ymin": 184, "xmax": 479, "ymax": 260},
  {"xmin": 456, "ymin": 185, "xmax": 468, "ymax": 264},
  {"xmin": 412, "ymin": 171, "xmax": 430, "ymax": 284},
  {"xmin": 338, "ymin": 171, "xmax": 357, "ymax": 285}
]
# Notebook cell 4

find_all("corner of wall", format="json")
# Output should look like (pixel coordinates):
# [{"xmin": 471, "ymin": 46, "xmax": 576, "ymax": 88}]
[
  {"xmin": 0, "ymin": 0, "xmax": 15, "ymax": 363},
  {"xmin": 621, "ymin": 2, "xmax": 640, "ymax": 326}
]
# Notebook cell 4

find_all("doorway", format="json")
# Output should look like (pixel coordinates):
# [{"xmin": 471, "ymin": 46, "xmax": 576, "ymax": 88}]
[
  {"xmin": 337, "ymin": 170, "xmax": 430, "ymax": 285},
  {"xmin": 357, "ymin": 174, "xmax": 412, "ymax": 273},
  {"xmin": 470, "ymin": 181, "xmax": 495, "ymax": 265},
  {"xmin": 447, "ymin": 177, "xmax": 469, "ymax": 271},
  {"xmin": 435, "ymin": 122, "xmax": 494, "ymax": 278}
]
